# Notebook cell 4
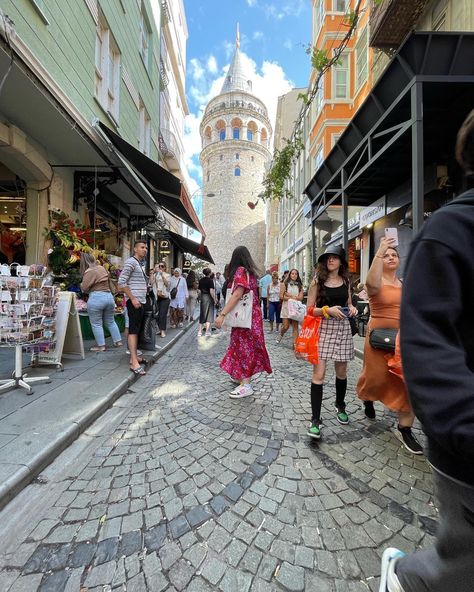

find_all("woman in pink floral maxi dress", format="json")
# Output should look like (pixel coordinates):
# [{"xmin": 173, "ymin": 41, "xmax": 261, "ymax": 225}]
[{"xmin": 215, "ymin": 246, "xmax": 272, "ymax": 399}]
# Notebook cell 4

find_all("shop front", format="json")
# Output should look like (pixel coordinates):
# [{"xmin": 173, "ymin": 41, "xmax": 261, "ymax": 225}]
[{"xmin": 305, "ymin": 32, "xmax": 474, "ymax": 273}]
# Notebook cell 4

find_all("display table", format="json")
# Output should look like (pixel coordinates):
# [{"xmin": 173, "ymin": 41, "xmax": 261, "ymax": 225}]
[{"xmin": 79, "ymin": 312, "xmax": 125, "ymax": 340}]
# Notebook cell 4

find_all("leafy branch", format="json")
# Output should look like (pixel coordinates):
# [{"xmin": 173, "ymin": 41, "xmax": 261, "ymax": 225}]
[{"xmin": 262, "ymin": 0, "xmax": 366, "ymax": 203}]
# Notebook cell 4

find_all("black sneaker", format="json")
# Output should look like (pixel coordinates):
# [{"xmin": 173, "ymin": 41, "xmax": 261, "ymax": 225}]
[
  {"xmin": 395, "ymin": 426, "xmax": 423, "ymax": 455},
  {"xmin": 364, "ymin": 401, "xmax": 376, "ymax": 420}
]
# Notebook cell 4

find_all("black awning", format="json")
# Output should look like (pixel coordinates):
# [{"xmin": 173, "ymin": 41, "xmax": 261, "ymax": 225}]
[
  {"xmin": 98, "ymin": 122, "xmax": 204, "ymax": 233},
  {"xmin": 167, "ymin": 230, "xmax": 214, "ymax": 265},
  {"xmin": 305, "ymin": 32, "xmax": 474, "ymax": 216}
]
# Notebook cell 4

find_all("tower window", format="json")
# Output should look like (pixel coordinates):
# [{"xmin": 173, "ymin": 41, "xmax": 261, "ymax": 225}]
[
  {"xmin": 247, "ymin": 129, "xmax": 253, "ymax": 141},
  {"xmin": 233, "ymin": 127, "xmax": 240, "ymax": 140},
  {"xmin": 207, "ymin": 172, "xmax": 210, "ymax": 182},
  {"xmin": 234, "ymin": 166, "xmax": 241, "ymax": 177},
  {"xmin": 219, "ymin": 129, "xmax": 226, "ymax": 141},
  {"xmin": 220, "ymin": 154, "xmax": 223, "ymax": 161},
  {"xmin": 235, "ymin": 153, "xmax": 239, "ymax": 160},
  {"xmin": 251, "ymin": 156, "xmax": 254, "ymax": 162}
]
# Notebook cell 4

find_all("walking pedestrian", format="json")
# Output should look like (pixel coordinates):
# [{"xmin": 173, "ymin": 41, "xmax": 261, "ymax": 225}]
[
  {"xmin": 378, "ymin": 110, "xmax": 474, "ymax": 592},
  {"xmin": 150, "ymin": 261, "xmax": 170, "ymax": 338},
  {"xmin": 80, "ymin": 253, "xmax": 122, "ymax": 352},
  {"xmin": 198, "ymin": 268, "xmax": 215, "ymax": 337},
  {"xmin": 118, "ymin": 240, "xmax": 148, "ymax": 375},
  {"xmin": 258, "ymin": 269, "xmax": 272, "ymax": 320},
  {"xmin": 356, "ymin": 238, "xmax": 422, "ymax": 454},
  {"xmin": 215, "ymin": 245, "xmax": 272, "ymax": 398},
  {"xmin": 305, "ymin": 246, "xmax": 358, "ymax": 439},
  {"xmin": 221, "ymin": 264, "xmax": 230, "ymax": 301},
  {"xmin": 277, "ymin": 268, "xmax": 304, "ymax": 347},
  {"xmin": 185, "ymin": 270, "xmax": 199, "ymax": 322},
  {"xmin": 214, "ymin": 271, "xmax": 223, "ymax": 309},
  {"xmin": 267, "ymin": 271, "xmax": 282, "ymax": 333},
  {"xmin": 169, "ymin": 268, "xmax": 188, "ymax": 328}
]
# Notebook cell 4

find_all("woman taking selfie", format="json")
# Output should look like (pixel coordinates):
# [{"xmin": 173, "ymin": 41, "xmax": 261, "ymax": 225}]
[
  {"xmin": 305, "ymin": 246, "xmax": 357, "ymax": 439},
  {"xmin": 276, "ymin": 268, "xmax": 304, "ymax": 347},
  {"xmin": 356, "ymin": 237, "xmax": 422, "ymax": 454}
]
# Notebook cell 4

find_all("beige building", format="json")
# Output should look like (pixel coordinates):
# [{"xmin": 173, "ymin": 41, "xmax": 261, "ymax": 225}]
[
  {"xmin": 200, "ymin": 31, "xmax": 272, "ymax": 272},
  {"xmin": 266, "ymin": 89, "xmax": 306, "ymax": 272}
]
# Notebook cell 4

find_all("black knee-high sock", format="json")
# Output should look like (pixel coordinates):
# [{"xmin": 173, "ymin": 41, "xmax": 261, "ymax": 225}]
[
  {"xmin": 335, "ymin": 378, "xmax": 347, "ymax": 409},
  {"xmin": 310, "ymin": 383, "xmax": 323, "ymax": 423}
]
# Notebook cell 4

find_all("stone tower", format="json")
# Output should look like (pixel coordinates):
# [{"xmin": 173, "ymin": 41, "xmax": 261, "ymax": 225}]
[{"xmin": 200, "ymin": 27, "xmax": 272, "ymax": 273}]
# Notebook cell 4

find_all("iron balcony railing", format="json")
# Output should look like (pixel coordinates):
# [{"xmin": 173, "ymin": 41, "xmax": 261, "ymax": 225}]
[{"xmin": 369, "ymin": 0, "xmax": 430, "ymax": 48}]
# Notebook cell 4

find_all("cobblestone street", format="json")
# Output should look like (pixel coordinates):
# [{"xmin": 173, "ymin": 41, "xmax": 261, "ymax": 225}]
[{"xmin": 0, "ymin": 325, "xmax": 436, "ymax": 592}]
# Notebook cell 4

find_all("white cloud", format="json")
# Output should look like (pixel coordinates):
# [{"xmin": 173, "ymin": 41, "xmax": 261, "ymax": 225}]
[
  {"xmin": 253, "ymin": 31, "xmax": 264, "ymax": 40},
  {"xmin": 263, "ymin": 0, "xmax": 306, "ymax": 20},
  {"xmin": 246, "ymin": 0, "xmax": 258, "ymax": 6},
  {"xmin": 207, "ymin": 55, "xmax": 218, "ymax": 74},
  {"xmin": 283, "ymin": 38, "xmax": 293, "ymax": 50}
]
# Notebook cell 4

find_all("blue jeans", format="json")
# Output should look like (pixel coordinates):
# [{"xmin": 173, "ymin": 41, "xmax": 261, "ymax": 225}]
[
  {"xmin": 87, "ymin": 291, "xmax": 122, "ymax": 346},
  {"xmin": 269, "ymin": 301, "xmax": 281, "ymax": 324}
]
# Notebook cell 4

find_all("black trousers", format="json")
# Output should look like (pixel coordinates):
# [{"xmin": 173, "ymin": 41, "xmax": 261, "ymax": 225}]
[{"xmin": 155, "ymin": 297, "xmax": 170, "ymax": 331}]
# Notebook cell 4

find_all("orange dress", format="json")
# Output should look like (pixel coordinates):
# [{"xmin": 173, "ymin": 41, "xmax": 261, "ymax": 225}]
[{"xmin": 357, "ymin": 284, "xmax": 411, "ymax": 412}]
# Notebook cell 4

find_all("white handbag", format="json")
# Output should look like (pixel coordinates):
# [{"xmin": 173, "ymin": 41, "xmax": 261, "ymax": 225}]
[
  {"xmin": 223, "ymin": 273, "xmax": 253, "ymax": 329},
  {"xmin": 287, "ymin": 298, "xmax": 307, "ymax": 322}
]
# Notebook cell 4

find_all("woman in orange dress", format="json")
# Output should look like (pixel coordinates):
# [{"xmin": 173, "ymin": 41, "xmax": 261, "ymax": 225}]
[{"xmin": 357, "ymin": 236, "xmax": 422, "ymax": 454}]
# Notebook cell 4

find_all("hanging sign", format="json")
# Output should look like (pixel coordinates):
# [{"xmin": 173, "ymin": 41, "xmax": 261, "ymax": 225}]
[
  {"xmin": 37, "ymin": 292, "xmax": 84, "ymax": 368},
  {"xmin": 359, "ymin": 196, "xmax": 386, "ymax": 229},
  {"xmin": 183, "ymin": 260, "xmax": 191, "ymax": 269},
  {"xmin": 160, "ymin": 239, "xmax": 170, "ymax": 255}
]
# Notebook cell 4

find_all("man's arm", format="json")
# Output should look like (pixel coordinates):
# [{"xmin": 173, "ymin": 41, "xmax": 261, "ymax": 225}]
[{"xmin": 118, "ymin": 260, "xmax": 141, "ymax": 308}]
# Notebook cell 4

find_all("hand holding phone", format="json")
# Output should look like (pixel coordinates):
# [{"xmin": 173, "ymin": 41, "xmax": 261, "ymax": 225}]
[{"xmin": 384, "ymin": 227, "xmax": 399, "ymax": 247}]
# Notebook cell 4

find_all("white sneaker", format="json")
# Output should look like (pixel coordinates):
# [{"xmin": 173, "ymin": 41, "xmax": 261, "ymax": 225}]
[
  {"xmin": 379, "ymin": 548, "xmax": 405, "ymax": 592},
  {"xmin": 126, "ymin": 349, "xmax": 143, "ymax": 356},
  {"xmin": 229, "ymin": 384, "xmax": 254, "ymax": 399}
]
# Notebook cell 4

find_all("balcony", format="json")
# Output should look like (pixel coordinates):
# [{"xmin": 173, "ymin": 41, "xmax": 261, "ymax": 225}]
[
  {"xmin": 159, "ymin": 57, "xmax": 169, "ymax": 90},
  {"xmin": 369, "ymin": 0, "xmax": 430, "ymax": 48},
  {"xmin": 161, "ymin": 0, "xmax": 171, "ymax": 26},
  {"xmin": 159, "ymin": 128, "xmax": 180, "ymax": 171}
]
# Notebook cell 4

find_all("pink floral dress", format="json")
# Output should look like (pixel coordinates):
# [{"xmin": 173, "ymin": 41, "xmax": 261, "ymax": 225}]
[{"xmin": 220, "ymin": 266, "xmax": 272, "ymax": 381}]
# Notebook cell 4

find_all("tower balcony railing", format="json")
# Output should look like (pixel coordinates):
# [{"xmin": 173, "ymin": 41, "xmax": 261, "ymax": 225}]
[{"xmin": 369, "ymin": 0, "xmax": 430, "ymax": 48}]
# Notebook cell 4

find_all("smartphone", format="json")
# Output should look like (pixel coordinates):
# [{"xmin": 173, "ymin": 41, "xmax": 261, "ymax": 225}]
[
  {"xmin": 339, "ymin": 307, "xmax": 350, "ymax": 317},
  {"xmin": 384, "ymin": 227, "xmax": 399, "ymax": 246}
]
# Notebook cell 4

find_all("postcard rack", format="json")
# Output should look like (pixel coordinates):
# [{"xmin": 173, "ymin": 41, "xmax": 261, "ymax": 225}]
[{"xmin": 0, "ymin": 265, "xmax": 57, "ymax": 395}]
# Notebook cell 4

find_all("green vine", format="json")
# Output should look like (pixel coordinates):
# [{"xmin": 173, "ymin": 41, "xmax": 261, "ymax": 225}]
[{"xmin": 262, "ymin": 0, "xmax": 367, "ymax": 203}]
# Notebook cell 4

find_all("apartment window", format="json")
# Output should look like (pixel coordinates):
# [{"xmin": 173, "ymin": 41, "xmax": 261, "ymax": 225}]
[
  {"xmin": 333, "ymin": 0, "xmax": 347, "ymax": 11},
  {"xmin": 95, "ymin": 13, "xmax": 121, "ymax": 122},
  {"xmin": 139, "ymin": 4, "xmax": 152, "ymax": 71},
  {"xmin": 331, "ymin": 132, "xmax": 342, "ymax": 148},
  {"xmin": 355, "ymin": 27, "xmax": 368, "ymax": 91},
  {"xmin": 314, "ymin": 0, "xmax": 325, "ymax": 36},
  {"xmin": 333, "ymin": 54, "xmax": 349, "ymax": 99},
  {"xmin": 315, "ymin": 76, "xmax": 324, "ymax": 114},
  {"xmin": 314, "ymin": 145, "xmax": 323, "ymax": 173},
  {"xmin": 274, "ymin": 209, "xmax": 279, "ymax": 225},
  {"xmin": 138, "ymin": 99, "xmax": 151, "ymax": 156}
]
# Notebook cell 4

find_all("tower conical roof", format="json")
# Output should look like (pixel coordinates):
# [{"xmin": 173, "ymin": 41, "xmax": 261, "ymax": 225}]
[{"xmin": 220, "ymin": 25, "xmax": 253, "ymax": 94}]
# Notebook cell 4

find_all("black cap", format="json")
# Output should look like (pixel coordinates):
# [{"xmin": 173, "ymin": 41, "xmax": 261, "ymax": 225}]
[{"xmin": 317, "ymin": 245, "xmax": 347, "ymax": 265}]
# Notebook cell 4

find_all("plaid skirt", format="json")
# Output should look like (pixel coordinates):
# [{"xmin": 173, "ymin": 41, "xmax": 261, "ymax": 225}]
[{"xmin": 318, "ymin": 317, "xmax": 354, "ymax": 361}]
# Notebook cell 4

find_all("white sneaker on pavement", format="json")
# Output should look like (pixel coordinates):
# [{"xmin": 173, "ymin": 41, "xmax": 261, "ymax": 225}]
[
  {"xmin": 379, "ymin": 548, "xmax": 405, "ymax": 592},
  {"xmin": 229, "ymin": 384, "xmax": 254, "ymax": 399}
]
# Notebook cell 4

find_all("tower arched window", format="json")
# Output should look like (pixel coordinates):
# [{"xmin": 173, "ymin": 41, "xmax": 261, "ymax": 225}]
[
  {"xmin": 233, "ymin": 127, "xmax": 240, "ymax": 140},
  {"xmin": 220, "ymin": 154, "xmax": 223, "ymax": 161},
  {"xmin": 247, "ymin": 129, "xmax": 253, "ymax": 141},
  {"xmin": 234, "ymin": 166, "xmax": 241, "ymax": 177},
  {"xmin": 235, "ymin": 153, "xmax": 239, "ymax": 160},
  {"xmin": 247, "ymin": 120, "xmax": 257, "ymax": 142},
  {"xmin": 219, "ymin": 129, "xmax": 226, "ymax": 141}
]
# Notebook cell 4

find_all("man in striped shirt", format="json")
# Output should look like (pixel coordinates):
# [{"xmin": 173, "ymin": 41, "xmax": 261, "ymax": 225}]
[{"xmin": 118, "ymin": 240, "xmax": 148, "ymax": 375}]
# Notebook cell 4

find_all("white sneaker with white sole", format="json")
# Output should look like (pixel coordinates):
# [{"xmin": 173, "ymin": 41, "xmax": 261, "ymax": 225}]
[
  {"xmin": 229, "ymin": 384, "xmax": 254, "ymax": 399},
  {"xmin": 379, "ymin": 548, "xmax": 405, "ymax": 592}
]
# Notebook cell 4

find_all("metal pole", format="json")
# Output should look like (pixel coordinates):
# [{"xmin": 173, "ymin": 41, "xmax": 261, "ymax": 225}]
[
  {"xmin": 341, "ymin": 169, "xmax": 348, "ymax": 253},
  {"xmin": 411, "ymin": 82, "xmax": 424, "ymax": 233}
]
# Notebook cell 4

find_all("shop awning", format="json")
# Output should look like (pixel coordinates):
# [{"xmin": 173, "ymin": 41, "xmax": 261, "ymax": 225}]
[
  {"xmin": 97, "ymin": 123, "xmax": 206, "ymax": 236},
  {"xmin": 166, "ymin": 230, "xmax": 214, "ymax": 265},
  {"xmin": 305, "ymin": 32, "xmax": 474, "ymax": 221}
]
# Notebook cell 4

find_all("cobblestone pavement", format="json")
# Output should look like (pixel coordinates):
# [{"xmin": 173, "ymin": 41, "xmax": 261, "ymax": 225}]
[{"xmin": 0, "ymin": 324, "xmax": 436, "ymax": 592}]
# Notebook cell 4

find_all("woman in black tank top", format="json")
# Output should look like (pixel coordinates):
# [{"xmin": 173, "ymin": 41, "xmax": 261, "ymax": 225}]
[{"xmin": 305, "ymin": 246, "xmax": 358, "ymax": 440}]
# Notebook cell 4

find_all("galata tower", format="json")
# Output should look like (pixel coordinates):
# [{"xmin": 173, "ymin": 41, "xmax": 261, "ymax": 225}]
[{"xmin": 200, "ymin": 27, "xmax": 272, "ymax": 273}]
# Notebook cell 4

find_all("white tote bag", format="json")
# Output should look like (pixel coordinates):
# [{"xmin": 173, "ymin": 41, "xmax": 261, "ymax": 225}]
[
  {"xmin": 223, "ymin": 273, "xmax": 253, "ymax": 329},
  {"xmin": 287, "ymin": 298, "xmax": 307, "ymax": 323}
]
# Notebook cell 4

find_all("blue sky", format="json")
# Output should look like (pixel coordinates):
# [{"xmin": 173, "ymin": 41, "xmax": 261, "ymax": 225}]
[{"xmin": 182, "ymin": 0, "xmax": 312, "ymax": 220}]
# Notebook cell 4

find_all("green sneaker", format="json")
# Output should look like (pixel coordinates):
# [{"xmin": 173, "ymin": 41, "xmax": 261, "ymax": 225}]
[
  {"xmin": 335, "ymin": 407, "xmax": 349, "ymax": 424},
  {"xmin": 307, "ymin": 421, "xmax": 321, "ymax": 440}
]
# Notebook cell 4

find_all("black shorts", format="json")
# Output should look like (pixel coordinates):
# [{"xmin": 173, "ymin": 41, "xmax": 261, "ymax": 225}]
[{"xmin": 126, "ymin": 299, "xmax": 145, "ymax": 335}]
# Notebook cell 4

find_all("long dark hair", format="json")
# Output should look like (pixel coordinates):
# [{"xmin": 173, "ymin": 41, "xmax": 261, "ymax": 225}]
[
  {"xmin": 228, "ymin": 245, "xmax": 260, "ymax": 282},
  {"xmin": 284, "ymin": 268, "xmax": 303, "ymax": 291},
  {"xmin": 186, "ymin": 270, "xmax": 196, "ymax": 289},
  {"xmin": 315, "ymin": 256, "xmax": 350, "ymax": 307}
]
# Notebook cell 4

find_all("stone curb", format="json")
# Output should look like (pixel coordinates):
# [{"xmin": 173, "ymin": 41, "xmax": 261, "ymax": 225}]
[
  {"xmin": 0, "ymin": 321, "xmax": 196, "ymax": 511},
  {"xmin": 355, "ymin": 346, "xmax": 364, "ymax": 361}
]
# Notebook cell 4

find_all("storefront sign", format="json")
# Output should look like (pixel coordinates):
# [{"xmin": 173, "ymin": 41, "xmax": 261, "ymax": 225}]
[
  {"xmin": 359, "ymin": 197, "xmax": 386, "ymax": 229},
  {"xmin": 159, "ymin": 239, "xmax": 170, "ymax": 254},
  {"xmin": 183, "ymin": 260, "xmax": 191, "ymax": 269}
]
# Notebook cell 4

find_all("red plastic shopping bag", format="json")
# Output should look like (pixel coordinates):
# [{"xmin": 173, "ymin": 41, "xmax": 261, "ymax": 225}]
[{"xmin": 294, "ymin": 314, "xmax": 321, "ymax": 365}]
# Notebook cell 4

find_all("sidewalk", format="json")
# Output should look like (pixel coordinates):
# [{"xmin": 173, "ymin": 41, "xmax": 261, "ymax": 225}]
[{"xmin": 0, "ymin": 321, "xmax": 196, "ymax": 509}]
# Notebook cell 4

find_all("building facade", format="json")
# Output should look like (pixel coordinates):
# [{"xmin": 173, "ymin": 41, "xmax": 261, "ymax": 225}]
[
  {"xmin": 0, "ymin": 0, "xmax": 208, "ymax": 270},
  {"xmin": 200, "ymin": 32, "xmax": 272, "ymax": 272}
]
